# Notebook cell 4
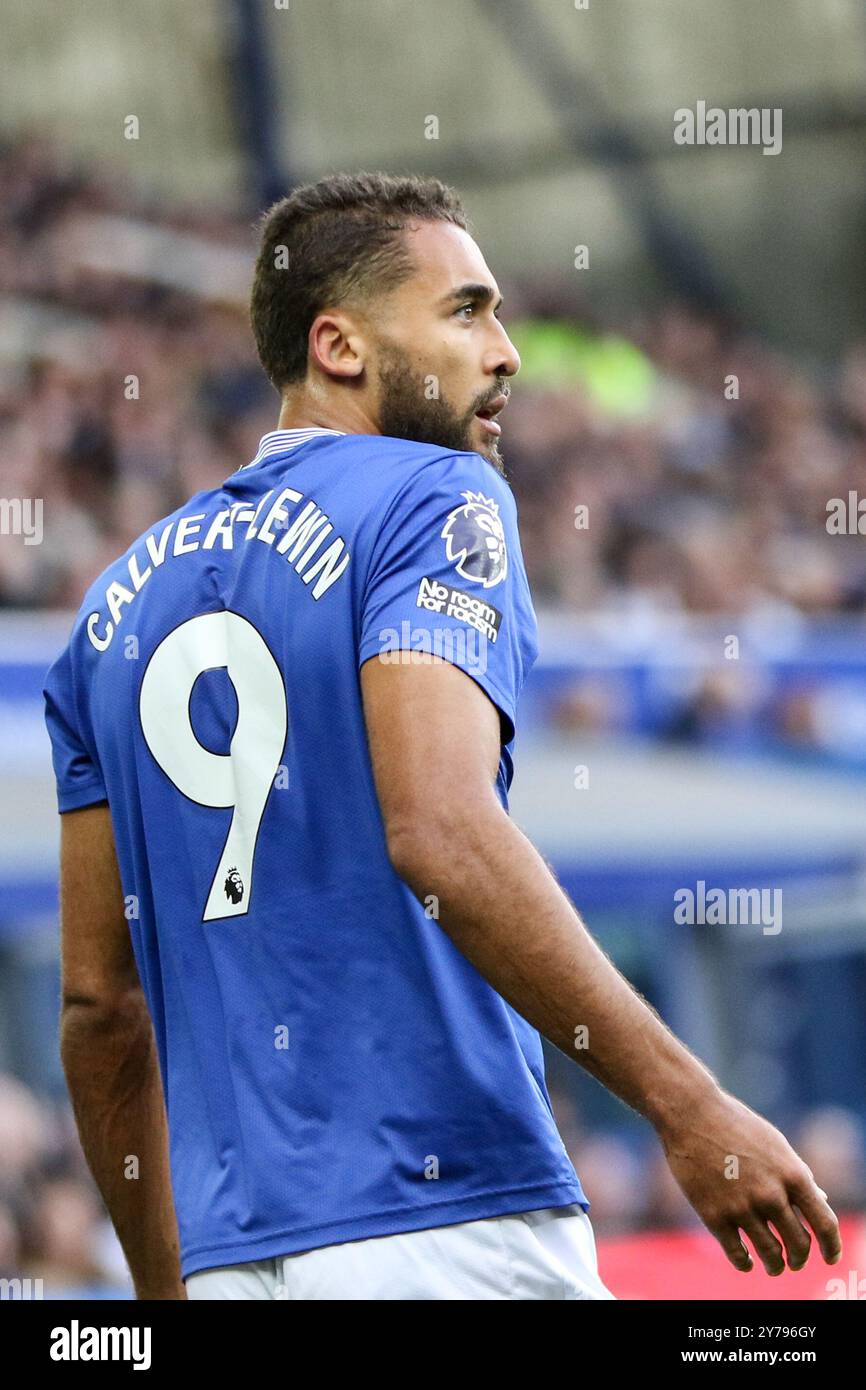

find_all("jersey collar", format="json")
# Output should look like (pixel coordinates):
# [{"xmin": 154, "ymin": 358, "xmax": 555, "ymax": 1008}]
[{"xmin": 241, "ymin": 427, "xmax": 345, "ymax": 470}]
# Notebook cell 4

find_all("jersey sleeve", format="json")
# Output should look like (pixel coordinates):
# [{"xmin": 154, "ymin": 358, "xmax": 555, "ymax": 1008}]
[
  {"xmin": 358, "ymin": 451, "xmax": 539, "ymax": 744},
  {"xmin": 43, "ymin": 641, "xmax": 108, "ymax": 813}
]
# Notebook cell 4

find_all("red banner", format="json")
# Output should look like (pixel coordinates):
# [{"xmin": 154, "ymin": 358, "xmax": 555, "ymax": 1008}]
[{"xmin": 598, "ymin": 1213, "xmax": 866, "ymax": 1300}]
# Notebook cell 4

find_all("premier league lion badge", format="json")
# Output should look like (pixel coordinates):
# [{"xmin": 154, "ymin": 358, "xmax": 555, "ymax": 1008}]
[{"xmin": 441, "ymin": 490, "xmax": 508, "ymax": 589}]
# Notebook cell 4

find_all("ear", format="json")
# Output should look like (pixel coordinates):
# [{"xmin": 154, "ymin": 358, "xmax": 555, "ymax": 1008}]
[{"xmin": 308, "ymin": 311, "xmax": 365, "ymax": 380}]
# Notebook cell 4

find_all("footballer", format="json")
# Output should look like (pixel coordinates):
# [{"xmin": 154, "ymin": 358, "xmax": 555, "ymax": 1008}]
[{"xmin": 44, "ymin": 173, "xmax": 842, "ymax": 1300}]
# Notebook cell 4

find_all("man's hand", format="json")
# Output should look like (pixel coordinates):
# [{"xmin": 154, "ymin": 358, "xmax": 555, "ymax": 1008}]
[{"xmin": 658, "ymin": 1087, "xmax": 842, "ymax": 1275}]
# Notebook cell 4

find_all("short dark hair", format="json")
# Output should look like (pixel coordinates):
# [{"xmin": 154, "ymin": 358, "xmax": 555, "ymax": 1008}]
[{"xmin": 250, "ymin": 171, "xmax": 469, "ymax": 391}]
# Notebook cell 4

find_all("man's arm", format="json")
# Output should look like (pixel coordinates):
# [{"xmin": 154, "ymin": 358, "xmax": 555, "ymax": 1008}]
[
  {"xmin": 360, "ymin": 653, "xmax": 842, "ymax": 1277},
  {"xmin": 58, "ymin": 803, "xmax": 186, "ymax": 1299}
]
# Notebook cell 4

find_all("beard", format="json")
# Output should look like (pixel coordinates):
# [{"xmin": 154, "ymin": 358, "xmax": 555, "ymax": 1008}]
[{"xmin": 374, "ymin": 339, "xmax": 506, "ymax": 477}]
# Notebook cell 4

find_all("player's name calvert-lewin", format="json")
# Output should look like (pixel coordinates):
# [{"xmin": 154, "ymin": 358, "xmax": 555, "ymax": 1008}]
[{"xmin": 86, "ymin": 486, "xmax": 349, "ymax": 651}]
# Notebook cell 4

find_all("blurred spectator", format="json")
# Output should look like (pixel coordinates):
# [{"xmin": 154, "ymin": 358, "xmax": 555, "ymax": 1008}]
[
  {"xmin": 795, "ymin": 1106, "xmax": 866, "ymax": 1213},
  {"xmin": 0, "ymin": 1072, "xmax": 127, "ymax": 1294}
]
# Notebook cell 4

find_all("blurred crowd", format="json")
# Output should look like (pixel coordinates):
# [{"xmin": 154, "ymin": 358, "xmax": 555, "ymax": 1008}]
[
  {"xmin": 2, "ymin": 1065, "xmax": 864, "ymax": 1296},
  {"xmin": 0, "ymin": 1072, "xmax": 131, "ymax": 1296},
  {"xmin": 2, "ymin": 133, "xmax": 865, "ymax": 626}
]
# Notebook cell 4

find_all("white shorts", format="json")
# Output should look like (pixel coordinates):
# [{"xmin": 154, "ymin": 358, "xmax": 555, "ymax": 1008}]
[{"xmin": 184, "ymin": 1203, "xmax": 616, "ymax": 1301}]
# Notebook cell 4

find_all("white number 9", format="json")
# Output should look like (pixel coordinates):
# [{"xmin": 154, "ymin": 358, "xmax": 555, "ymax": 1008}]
[{"xmin": 139, "ymin": 611, "xmax": 287, "ymax": 920}]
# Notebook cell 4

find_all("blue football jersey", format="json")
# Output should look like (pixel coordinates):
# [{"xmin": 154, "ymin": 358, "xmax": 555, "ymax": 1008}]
[{"xmin": 43, "ymin": 427, "xmax": 589, "ymax": 1278}]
